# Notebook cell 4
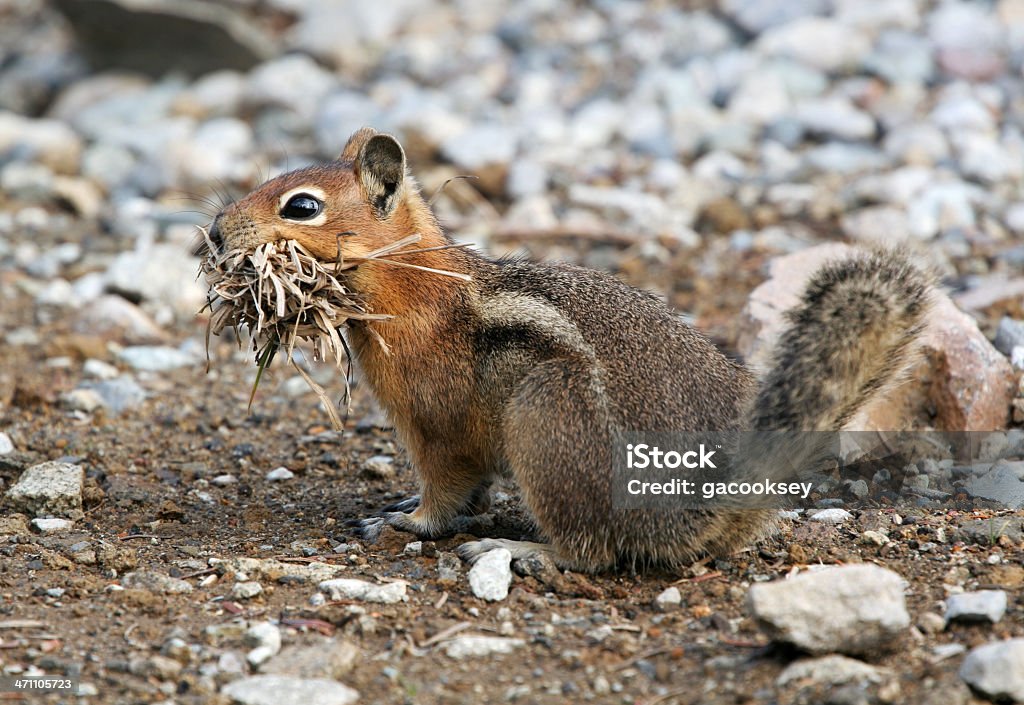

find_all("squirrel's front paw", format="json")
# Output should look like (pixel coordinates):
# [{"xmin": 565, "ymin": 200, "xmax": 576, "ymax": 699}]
[{"xmin": 348, "ymin": 510, "xmax": 446, "ymax": 542}]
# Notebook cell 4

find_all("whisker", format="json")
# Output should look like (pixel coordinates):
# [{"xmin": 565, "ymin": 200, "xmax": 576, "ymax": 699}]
[{"xmin": 429, "ymin": 174, "xmax": 479, "ymax": 206}]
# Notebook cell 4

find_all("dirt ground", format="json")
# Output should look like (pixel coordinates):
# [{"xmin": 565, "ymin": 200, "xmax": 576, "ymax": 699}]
[{"xmin": 0, "ymin": 227, "xmax": 1021, "ymax": 705}]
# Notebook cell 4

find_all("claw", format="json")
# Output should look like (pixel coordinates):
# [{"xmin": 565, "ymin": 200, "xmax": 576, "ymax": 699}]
[
  {"xmin": 381, "ymin": 495, "xmax": 421, "ymax": 513},
  {"xmin": 351, "ymin": 516, "xmax": 386, "ymax": 542}
]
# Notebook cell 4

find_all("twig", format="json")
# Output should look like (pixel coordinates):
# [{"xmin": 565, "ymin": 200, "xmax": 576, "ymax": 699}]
[{"xmin": 418, "ymin": 621, "xmax": 472, "ymax": 648}]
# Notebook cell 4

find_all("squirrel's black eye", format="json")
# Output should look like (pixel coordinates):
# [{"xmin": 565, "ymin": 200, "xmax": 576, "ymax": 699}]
[{"xmin": 280, "ymin": 194, "xmax": 322, "ymax": 220}]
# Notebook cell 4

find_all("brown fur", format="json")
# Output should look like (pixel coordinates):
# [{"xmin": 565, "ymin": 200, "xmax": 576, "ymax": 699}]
[{"xmin": 211, "ymin": 128, "xmax": 933, "ymax": 573}]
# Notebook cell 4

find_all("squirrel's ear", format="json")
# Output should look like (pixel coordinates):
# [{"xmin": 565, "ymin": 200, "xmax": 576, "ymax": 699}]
[
  {"xmin": 354, "ymin": 133, "xmax": 406, "ymax": 218},
  {"xmin": 340, "ymin": 127, "xmax": 377, "ymax": 163}
]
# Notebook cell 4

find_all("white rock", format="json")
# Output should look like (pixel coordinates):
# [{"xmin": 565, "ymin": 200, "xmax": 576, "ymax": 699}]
[
  {"xmin": 468, "ymin": 548, "xmax": 513, "ymax": 602},
  {"xmin": 441, "ymin": 122, "xmax": 518, "ymax": 170},
  {"xmin": 73, "ymin": 295, "xmax": 166, "ymax": 343},
  {"xmin": 83, "ymin": 359, "xmax": 120, "ymax": 380},
  {"xmin": 1, "ymin": 161, "xmax": 54, "ymax": 201},
  {"xmin": 747, "ymin": 564, "xmax": 910, "ymax": 655},
  {"xmin": 35, "ymin": 278, "xmax": 76, "ymax": 308},
  {"xmin": 655, "ymin": 586, "xmax": 682, "ymax": 609},
  {"xmin": 946, "ymin": 590, "xmax": 1008, "ymax": 625},
  {"xmin": 245, "ymin": 622, "xmax": 282, "ymax": 667},
  {"xmin": 265, "ymin": 467, "xmax": 295, "ymax": 482},
  {"xmin": 5, "ymin": 461, "xmax": 84, "ymax": 518},
  {"xmin": 809, "ymin": 508, "xmax": 853, "ymax": 524},
  {"xmin": 172, "ymin": 117, "xmax": 255, "ymax": 186},
  {"xmin": 721, "ymin": 0, "xmax": 829, "ymax": 34},
  {"xmin": 443, "ymin": 635, "xmax": 525, "ymax": 660},
  {"xmin": 318, "ymin": 578, "xmax": 407, "ymax": 604},
  {"xmin": 232, "ymin": 582, "xmax": 264, "ymax": 600},
  {"xmin": 794, "ymin": 98, "xmax": 875, "ymax": 141},
  {"xmin": 0, "ymin": 432, "xmax": 12, "ymax": 455},
  {"xmin": 884, "ymin": 123, "xmax": 949, "ymax": 165},
  {"xmin": 244, "ymin": 55, "xmax": 337, "ymax": 121},
  {"xmin": 121, "ymin": 570, "xmax": 193, "ymax": 594},
  {"xmin": 117, "ymin": 346, "xmax": 195, "ymax": 372},
  {"xmin": 222, "ymin": 675, "xmax": 359, "ymax": 705},
  {"xmin": 840, "ymin": 207, "xmax": 912, "ymax": 244},
  {"xmin": 728, "ymin": 70, "xmax": 791, "ymax": 125},
  {"xmin": 959, "ymin": 639, "xmax": 1024, "ymax": 703},
  {"xmin": 30, "ymin": 517, "xmax": 75, "ymax": 534},
  {"xmin": 777, "ymin": 654, "xmax": 890, "ymax": 687},
  {"xmin": 757, "ymin": 18, "xmax": 870, "ymax": 72},
  {"xmin": 63, "ymin": 388, "xmax": 105, "ymax": 413},
  {"xmin": 0, "ymin": 112, "xmax": 83, "ymax": 173},
  {"xmin": 104, "ymin": 243, "xmax": 205, "ymax": 318}
]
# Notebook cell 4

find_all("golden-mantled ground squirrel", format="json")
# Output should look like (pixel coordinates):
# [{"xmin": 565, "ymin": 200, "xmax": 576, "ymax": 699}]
[{"xmin": 209, "ymin": 127, "xmax": 932, "ymax": 572}]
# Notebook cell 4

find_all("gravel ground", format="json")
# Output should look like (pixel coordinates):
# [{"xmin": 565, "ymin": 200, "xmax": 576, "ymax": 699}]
[{"xmin": 1, "ymin": 0, "xmax": 1024, "ymax": 703}]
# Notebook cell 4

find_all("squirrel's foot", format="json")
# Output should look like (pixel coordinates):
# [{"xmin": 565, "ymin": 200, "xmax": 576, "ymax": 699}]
[
  {"xmin": 457, "ymin": 538, "xmax": 565, "ymax": 566},
  {"xmin": 349, "ymin": 509, "xmax": 449, "ymax": 542}
]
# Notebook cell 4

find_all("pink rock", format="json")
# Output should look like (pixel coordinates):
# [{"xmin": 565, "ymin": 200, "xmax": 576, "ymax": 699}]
[{"xmin": 737, "ymin": 244, "xmax": 1015, "ymax": 431}]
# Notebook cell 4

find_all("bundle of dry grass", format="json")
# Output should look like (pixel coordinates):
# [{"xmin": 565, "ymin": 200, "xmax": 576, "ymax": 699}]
[{"xmin": 197, "ymin": 230, "xmax": 469, "ymax": 428}]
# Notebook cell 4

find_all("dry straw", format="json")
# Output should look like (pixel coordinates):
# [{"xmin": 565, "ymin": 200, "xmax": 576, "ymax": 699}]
[{"xmin": 197, "ymin": 229, "xmax": 470, "ymax": 428}]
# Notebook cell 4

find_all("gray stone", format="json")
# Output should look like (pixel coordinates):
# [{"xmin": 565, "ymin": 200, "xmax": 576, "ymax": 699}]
[
  {"xmin": 966, "ymin": 463, "xmax": 1024, "ymax": 509},
  {"xmin": 81, "ymin": 376, "xmax": 147, "ymax": 415},
  {"xmin": 437, "ymin": 551, "xmax": 461, "ymax": 582},
  {"xmin": 260, "ymin": 640, "xmax": 359, "ymax": 679},
  {"xmin": 105, "ymin": 244, "xmax": 206, "ymax": 318},
  {"xmin": 747, "ymin": 564, "xmax": 910, "ymax": 656},
  {"xmin": 468, "ymin": 548, "xmax": 512, "ymax": 602},
  {"xmin": 222, "ymin": 675, "xmax": 359, "ymax": 705},
  {"xmin": 995, "ymin": 318, "xmax": 1024, "ymax": 357},
  {"xmin": 5, "ymin": 461, "xmax": 83, "ymax": 518},
  {"xmin": 946, "ymin": 590, "xmax": 1008, "ymax": 625},
  {"xmin": 443, "ymin": 635, "xmax": 525, "ymax": 660},
  {"xmin": 959, "ymin": 639, "xmax": 1024, "ymax": 703},
  {"xmin": 957, "ymin": 517, "xmax": 1024, "ymax": 545},
  {"xmin": 51, "ymin": 0, "xmax": 277, "ymax": 76},
  {"xmin": 318, "ymin": 578, "xmax": 407, "ymax": 604},
  {"xmin": 1, "ymin": 162, "xmax": 55, "ymax": 201}
]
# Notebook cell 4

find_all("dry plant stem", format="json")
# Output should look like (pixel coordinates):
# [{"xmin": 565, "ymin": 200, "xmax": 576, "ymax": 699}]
[{"xmin": 198, "ymin": 227, "xmax": 470, "ymax": 429}]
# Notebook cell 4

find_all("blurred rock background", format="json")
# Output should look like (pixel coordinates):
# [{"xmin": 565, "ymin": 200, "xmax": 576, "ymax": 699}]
[{"xmin": 0, "ymin": 0, "xmax": 1023, "ymax": 427}]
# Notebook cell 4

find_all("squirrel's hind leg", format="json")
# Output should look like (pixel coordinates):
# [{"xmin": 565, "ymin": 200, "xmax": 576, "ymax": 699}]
[{"xmin": 499, "ymin": 357, "xmax": 620, "ymax": 573}]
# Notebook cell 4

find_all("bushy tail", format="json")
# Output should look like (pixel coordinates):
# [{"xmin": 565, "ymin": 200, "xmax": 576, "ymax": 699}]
[{"xmin": 748, "ymin": 248, "xmax": 933, "ymax": 433}]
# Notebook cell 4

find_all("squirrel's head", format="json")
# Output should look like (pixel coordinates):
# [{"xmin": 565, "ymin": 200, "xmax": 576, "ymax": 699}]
[{"xmin": 209, "ymin": 127, "xmax": 425, "ymax": 263}]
